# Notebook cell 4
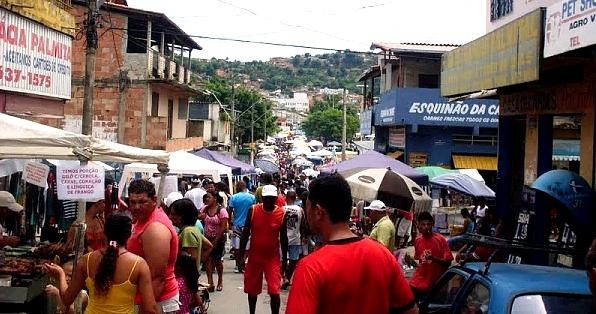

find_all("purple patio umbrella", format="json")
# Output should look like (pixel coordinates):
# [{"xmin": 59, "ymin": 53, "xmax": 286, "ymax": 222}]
[
  {"xmin": 320, "ymin": 150, "xmax": 428, "ymax": 185},
  {"xmin": 194, "ymin": 148, "xmax": 255, "ymax": 175}
]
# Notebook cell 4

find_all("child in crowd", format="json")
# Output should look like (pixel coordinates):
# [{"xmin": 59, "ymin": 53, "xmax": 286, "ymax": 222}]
[
  {"xmin": 45, "ymin": 260, "xmax": 88, "ymax": 314},
  {"xmin": 176, "ymin": 252, "xmax": 207, "ymax": 314}
]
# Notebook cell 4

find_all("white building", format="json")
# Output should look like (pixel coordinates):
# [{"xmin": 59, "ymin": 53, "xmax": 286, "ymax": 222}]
[{"xmin": 269, "ymin": 92, "xmax": 310, "ymax": 125}]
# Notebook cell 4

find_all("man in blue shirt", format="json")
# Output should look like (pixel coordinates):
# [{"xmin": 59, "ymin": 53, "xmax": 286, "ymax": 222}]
[{"xmin": 229, "ymin": 180, "xmax": 256, "ymax": 272}]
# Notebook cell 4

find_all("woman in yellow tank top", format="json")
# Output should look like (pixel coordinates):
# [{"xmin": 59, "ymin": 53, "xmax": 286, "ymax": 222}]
[{"xmin": 44, "ymin": 213, "xmax": 158, "ymax": 314}]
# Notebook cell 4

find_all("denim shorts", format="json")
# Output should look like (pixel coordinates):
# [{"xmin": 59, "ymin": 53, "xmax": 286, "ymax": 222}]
[{"xmin": 288, "ymin": 245, "xmax": 301, "ymax": 261}]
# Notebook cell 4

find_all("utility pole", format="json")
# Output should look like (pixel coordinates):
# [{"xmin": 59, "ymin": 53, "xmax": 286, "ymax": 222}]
[
  {"xmin": 251, "ymin": 106, "xmax": 254, "ymax": 144},
  {"xmin": 230, "ymin": 84, "xmax": 236, "ymax": 156},
  {"xmin": 341, "ymin": 88, "xmax": 347, "ymax": 161},
  {"xmin": 82, "ymin": 0, "xmax": 98, "ymax": 135}
]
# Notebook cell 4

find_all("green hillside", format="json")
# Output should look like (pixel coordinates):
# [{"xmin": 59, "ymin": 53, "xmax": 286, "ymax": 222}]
[{"xmin": 191, "ymin": 51, "xmax": 377, "ymax": 95}]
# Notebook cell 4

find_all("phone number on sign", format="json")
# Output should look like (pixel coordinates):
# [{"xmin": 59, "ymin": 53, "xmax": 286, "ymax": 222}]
[{"xmin": 0, "ymin": 66, "xmax": 51, "ymax": 88}]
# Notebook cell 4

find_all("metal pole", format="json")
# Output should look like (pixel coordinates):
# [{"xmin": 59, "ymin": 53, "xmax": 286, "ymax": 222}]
[
  {"xmin": 251, "ymin": 106, "xmax": 254, "ymax": 144},
  {"xmin": 230, "ymin": 84, "xmax": 236, "ymax": 156},
  {"xmin": 82, "ymin": 0, "xmax": 98, "ymax": 135},
  {"xmin": 342, "ymin": 88, "xmax": 347, "ymax": 161}
]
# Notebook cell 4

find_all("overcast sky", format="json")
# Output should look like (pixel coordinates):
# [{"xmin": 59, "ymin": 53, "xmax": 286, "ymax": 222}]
[{"xmin": 127, "ymin": 0, "xmax": 487, "ymax": 62}]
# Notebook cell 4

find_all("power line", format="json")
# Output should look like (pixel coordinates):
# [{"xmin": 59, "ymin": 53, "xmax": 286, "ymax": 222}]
[{"xmin": 108, "ymin": 27, "xmax": 378, "ymax": 55}]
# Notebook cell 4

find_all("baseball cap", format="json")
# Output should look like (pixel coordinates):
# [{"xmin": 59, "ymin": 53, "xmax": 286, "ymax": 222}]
[
  {"xmin": 262, "ymin": 185, "xmax": 278, "ymax": 197},
  {"xmin": 364, "ymin": 200, "xmax": 386, "ymax": 211},
  {"xmin": 164, "ymin": 191, "xmax": 184, "ymax": 207},
  {"xmin": 0, "ymin": 191, "xmax": 23, "ymax": 212}
]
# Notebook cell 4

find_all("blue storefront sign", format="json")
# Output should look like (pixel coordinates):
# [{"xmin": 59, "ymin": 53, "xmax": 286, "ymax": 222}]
[{"xmin": 375, "ymin": 88, "xmax": 499, "ymax": 128}]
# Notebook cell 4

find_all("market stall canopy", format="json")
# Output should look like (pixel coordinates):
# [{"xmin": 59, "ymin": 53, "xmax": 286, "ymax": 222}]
[
  {"xmin": 531, "ymin": 170, "xmax": 594, "ymax": 235},
  {"xmin": 416, "ymin": 166, "xmax": 453, "ymax": 179},
  {"xmin": 320, "ymin": 150, "xmax": 428, "ymax": 185},
  {"xmin": 416, "ymin": 166, "xmax": 485, "ymax": 183},
  {"xmin": 430, "ymin": 173, "xmax": 495, "ymax": 199},
  {"xmin": 194, "ymin": 148, "xmax": 255, "ymax": 175},
  {"xmin": 307, "ymin": 140, "xmax": 324, "ymax": 147},
  {"xmin": 343, "ymin": 167, "xmax": 431, "ymax": 213},
  {"xmin": 254, "ymin": 159, "xmax": 279, "ymax": 174},
  {"xmin": 309, "ymin": 149, "xmax": 333, "ymax": 157},
  {"xmin": 119, "ymin": 150, "xmax": 233, "ymax": 197},
  {"xmin": 0, "ymin": 113, "xmax": 169, "ymax": 164},
  {"xmin": 327, "ymin": 141, "xmax": 342, "ymax": 146}
]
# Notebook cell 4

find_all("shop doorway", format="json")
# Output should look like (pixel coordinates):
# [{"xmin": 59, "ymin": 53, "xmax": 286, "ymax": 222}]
[{"xmin": 552, "ymin": 115, "xmax": 581, "ymax": 174}]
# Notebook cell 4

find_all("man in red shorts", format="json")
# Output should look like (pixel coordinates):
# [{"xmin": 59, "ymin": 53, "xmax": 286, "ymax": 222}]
[
  {"xmin": 238, "ymin": 184, "xmax": 288, "ymax": 314},
  {"xmin": 286, "ymin": 175, "xmax": 417, "ymax": 314}
]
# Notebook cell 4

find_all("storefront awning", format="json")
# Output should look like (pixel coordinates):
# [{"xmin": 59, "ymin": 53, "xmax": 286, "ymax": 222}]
[
  {"xmin": 552, "ymin": 139, "xmax": 580, "ymax": 162},
  {"xmin": 452, "ymin": 155, "xmax": 497, "ymax": 171}
]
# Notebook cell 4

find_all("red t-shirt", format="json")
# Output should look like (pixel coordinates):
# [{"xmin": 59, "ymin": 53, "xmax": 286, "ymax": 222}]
[
  {"xmin": 286, "ymin": 237, "xmax": 415, "ymax": 314},
  {"xmin": 276, "ymin": 194, "xmax": 286, "ymax": 207},
  {"xmin": 410, "ymin": 233, "xmax": 453, "ymax": 292},
  {"xmin": 248, "ymin": 203, "xmax": 285, "ymax": 262}
]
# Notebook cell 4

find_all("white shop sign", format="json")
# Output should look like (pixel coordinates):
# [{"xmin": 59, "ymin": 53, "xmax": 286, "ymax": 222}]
[
  {"xmin": 0, "ymin": 8, "xmax": 72, "ymax": 99},
  {"xmin": 22, "ymin": 161, "xmax": 49, "ymax": 188},
  {"xmin": 57, "ymin": 164, "xmax": 105, "ymax": 200},
  {"xmin": 544, "ymin": 0, "xmax": 596, "ymax": 57}
]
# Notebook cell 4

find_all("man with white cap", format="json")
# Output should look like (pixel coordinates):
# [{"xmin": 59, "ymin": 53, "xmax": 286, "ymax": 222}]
[
  {"xmin": 238, "ymin": 184, "xmax": 288, "ymax": 314},
  {"xmin": 0, "ymin": 191, "xmax": 24, "ymax": 237},
  {"xmin": 366, "ymin": 200, "xmax": 396, "ymax": 252}
]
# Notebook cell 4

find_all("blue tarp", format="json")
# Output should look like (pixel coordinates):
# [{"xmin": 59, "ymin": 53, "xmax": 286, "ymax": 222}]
[
  {"xmin": 194, "ymin": 148, "xmax": 255, "ymax": 175},
  {"xmin": 320, "ymin": 150, "xmax": 428, "ymax": 185},
  {"xmin": 430, "ymin": 173, "xmax": 495, "ymax": 198}
]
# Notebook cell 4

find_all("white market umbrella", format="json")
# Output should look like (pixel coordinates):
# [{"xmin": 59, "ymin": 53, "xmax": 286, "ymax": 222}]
[
  {"xmin": 309, "ymin": 149, "xmax": 333, "ymax": 157},
  {"xmin": 343, "ymin": 167, "xmax": 432, "ymax": 212}
]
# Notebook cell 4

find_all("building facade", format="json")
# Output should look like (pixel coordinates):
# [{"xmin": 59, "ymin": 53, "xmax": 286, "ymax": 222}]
[
  {"xmin": 360, "ymin": 43, "xmax": 500, "ymax": 186},
  {"xmin": 442, "ymin": 2, "xmax": 595, "ymax": 265},
  {"xmin": 64, "ymin": 1, "xmax": 203, "ymax": 151},
  {"xmin": 0, "ymin": 0, "xmax": 75, "ymax": 128}
]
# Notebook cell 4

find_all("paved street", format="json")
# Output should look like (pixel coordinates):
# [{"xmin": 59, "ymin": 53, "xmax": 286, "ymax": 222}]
[{"xmin": 205, "ymin": 258, "xmax": 289, "ymax": 314}]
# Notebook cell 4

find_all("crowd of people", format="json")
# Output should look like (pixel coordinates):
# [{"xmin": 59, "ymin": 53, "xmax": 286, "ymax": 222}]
[{"xmin": 37, "ymin": 166, "xmax": 596, "ymax": 314}]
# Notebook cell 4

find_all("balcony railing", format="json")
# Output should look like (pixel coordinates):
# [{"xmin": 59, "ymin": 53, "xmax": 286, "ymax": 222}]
[{"xmin": 151, "ymin": 51, "xmax": 192, "ymax": 85}]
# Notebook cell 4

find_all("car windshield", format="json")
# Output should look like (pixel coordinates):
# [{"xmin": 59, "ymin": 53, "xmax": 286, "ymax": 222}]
[{"xmin": 510, "ymin": 294, "xmax": 592, "ymax": 314}]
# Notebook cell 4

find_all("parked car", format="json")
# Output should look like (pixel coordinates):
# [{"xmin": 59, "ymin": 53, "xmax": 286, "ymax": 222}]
[{"xmin": 419, "ymin": 262, "xmax": 592, "ymax": 314}]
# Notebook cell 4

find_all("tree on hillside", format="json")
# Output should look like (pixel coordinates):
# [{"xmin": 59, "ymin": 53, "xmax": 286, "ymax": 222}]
[
  {"xmin": 301, "ymin": 107, "xmax": 359, "ymax": 141},
  {"xmin": 197, "ymin": 79, "xmax": 279, "ymax": 143}
]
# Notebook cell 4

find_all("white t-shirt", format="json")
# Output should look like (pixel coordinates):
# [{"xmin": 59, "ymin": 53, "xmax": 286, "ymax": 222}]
[
  {"xmin": 184, "ymin": 187, "xmax": 206, "ymax": 210},
  {"xmin": 475, "ymin": 205, "xmax": 488, "ymax": 222},
  {"xmin": 284, "ymin": 204, "xmax": 303, "ymax": 246}
]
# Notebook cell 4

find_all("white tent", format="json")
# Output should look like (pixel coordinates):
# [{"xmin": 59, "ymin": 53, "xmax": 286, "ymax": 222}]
[
  {"xmin": 0, "ymin": 113, "xmax": 169, "ymax": 164},
  {"xmin": 307, "ymin": 139, "xmax": 324, "ymax": 147},
  {"xmin": 118, "ymin": 150, "xmax": 233, "ymax": 197},
  {"xmin": 46, "ymin": 159, "xmax": 114, "ymax": 171},
  {"xmin": 309, "ymin": 149, "xmax": 333, "ymax": 157}
]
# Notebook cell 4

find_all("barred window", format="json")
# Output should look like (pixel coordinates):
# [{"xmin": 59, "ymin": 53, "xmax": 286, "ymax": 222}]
[{"xmin": 490, "ymin": 0, "xmax": 514, "ymax": 22}]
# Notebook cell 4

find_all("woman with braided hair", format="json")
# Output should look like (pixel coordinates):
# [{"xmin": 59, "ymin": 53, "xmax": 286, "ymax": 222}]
[{"xmin": 44, "ymin": 213, "xmax": 158, "ymax": 313}]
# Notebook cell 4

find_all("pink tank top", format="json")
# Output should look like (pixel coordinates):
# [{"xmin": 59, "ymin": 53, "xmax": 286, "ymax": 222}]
[{"xmin": 127, "ymin": 207, "xmax": 179, "ymax": 302}]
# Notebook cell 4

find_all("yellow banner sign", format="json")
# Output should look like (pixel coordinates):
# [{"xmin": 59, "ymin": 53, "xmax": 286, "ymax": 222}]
[{"xmin": 441, "ymin": 9, "xmax": 543, "ymax": 97}]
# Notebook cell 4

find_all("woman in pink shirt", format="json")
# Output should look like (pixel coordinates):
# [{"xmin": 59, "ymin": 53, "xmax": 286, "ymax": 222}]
[{"xmin": 199, "ymin": 191, "xmax": 229, "ymax": 292}]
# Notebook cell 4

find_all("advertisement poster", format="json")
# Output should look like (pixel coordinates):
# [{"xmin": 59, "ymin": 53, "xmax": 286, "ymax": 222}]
[{"xmin": 56, "ymin": 164, "xmax": 105, "ymax": 200}]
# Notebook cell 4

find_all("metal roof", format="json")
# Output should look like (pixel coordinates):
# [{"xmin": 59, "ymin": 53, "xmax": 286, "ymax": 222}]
[
  {"xmin": 73, "ymin": 0, "xmax": 201, "ymax": 50},
  {"xmin": 370, "ymin": 42, "xmax": 460, "ymax": 54},
  {"xmin": 357, "ymin": 65, "xmax": 381, "ymax": 82}
]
